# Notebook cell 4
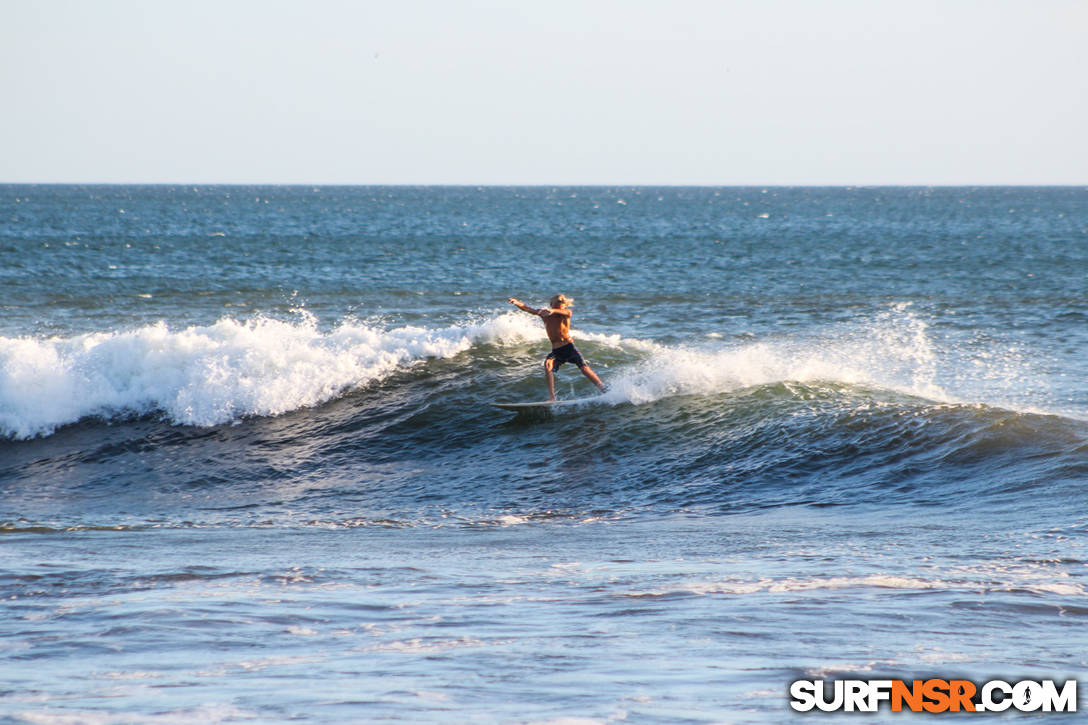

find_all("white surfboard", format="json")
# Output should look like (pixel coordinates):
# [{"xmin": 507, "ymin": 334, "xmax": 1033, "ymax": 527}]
[{"xmin": 491, "ymin": 396, "xmax": 601, "ymax": 412}]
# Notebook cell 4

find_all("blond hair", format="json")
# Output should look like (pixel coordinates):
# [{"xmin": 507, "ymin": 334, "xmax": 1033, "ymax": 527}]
[{"xmin": 550, "ymin": 294, "xmax": 573, "ymax": 308}]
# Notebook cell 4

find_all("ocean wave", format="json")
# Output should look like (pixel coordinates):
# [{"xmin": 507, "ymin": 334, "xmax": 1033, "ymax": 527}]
[
  {"xmin": 0, "ymin": 311, "xmax": 545, "ymax": 439},
  {"xmin": 591, "ymin": 304, "xmax": 1075, "ymax": 427},
  {"xmin": 600, "ymin": 305, "xmax": 941, "ymax": 406},
  {"xmin": 1, "ymin": 305, "xmax": 1074, "ymax": 440}
]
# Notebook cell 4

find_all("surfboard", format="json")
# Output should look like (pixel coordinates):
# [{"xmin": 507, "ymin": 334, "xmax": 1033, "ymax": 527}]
[{"xmin": 491, "ymin": 396, "xmax": 601, "ymax": 412}]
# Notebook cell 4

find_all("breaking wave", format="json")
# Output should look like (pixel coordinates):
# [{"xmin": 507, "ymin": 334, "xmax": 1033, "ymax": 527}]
[
  {"xmin": 0, "ymin": 311, "xmax": 543, "ymax": 439},
  {"xmin": 0, "ymin": 305, "xmax": 1068, "ymax": 440}
]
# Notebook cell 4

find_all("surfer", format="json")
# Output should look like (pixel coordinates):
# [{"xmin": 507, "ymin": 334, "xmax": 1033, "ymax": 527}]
[{"xmin": 508, "ymin": 294, "xmax": 607, "ymax": 401}]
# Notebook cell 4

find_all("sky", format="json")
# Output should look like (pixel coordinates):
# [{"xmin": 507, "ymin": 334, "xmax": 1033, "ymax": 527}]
[{"xmin": 2, "ymin": 0, "xmax": 1086, "ymax": 185}]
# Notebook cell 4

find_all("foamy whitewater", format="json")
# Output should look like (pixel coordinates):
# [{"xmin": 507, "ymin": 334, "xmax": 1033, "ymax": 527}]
[
  {"xmin": 0, "ymin": 304, "xmax": 1047, "ymax": 439},
  {"xmin": 1, "ymin": 186, "xmax": 1085, "ymax": 723},
  {"xmin": 0, "ymin": 312, "xmax": 543, "ymax": 437}
]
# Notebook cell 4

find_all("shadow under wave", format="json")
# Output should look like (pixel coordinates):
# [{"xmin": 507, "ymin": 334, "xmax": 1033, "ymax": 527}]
[
  {"xmin": 323, "ymin": 374, "xmax": 1088, "ymax": 522},
  {"xmin": 486, "ymin": 382, "xmax": 1088, "ymax": 512}
]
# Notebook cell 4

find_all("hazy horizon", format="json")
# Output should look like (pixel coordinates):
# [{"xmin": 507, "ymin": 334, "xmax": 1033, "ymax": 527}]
[{"xmin": 3, "ymin": 182, "xmax": 1086, "ymax": 188}]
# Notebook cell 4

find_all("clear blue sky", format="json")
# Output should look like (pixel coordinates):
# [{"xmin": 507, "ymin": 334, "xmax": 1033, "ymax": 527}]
[{"xmin": 3, "ymin": 0, "xmax": 1085, "ymax": 184}]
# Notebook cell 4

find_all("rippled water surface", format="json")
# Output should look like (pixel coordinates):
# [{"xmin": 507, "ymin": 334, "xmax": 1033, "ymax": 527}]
[{"xmin": 1, "ymin": 186, "xmax": 1086, "ymax": 722}]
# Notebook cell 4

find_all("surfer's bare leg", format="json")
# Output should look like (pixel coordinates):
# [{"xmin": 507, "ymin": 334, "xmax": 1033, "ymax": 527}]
[
  {"xmin": 544, "ymin": 358, "xmax": 557, "ymax": 401},
  {"xmin": 579, "ymin": 364, "xmax": 607, "ymax": 393}
]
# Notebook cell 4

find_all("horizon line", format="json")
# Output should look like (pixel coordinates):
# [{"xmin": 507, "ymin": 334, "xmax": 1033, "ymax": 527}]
[{"xmin": 2, "ymin": 181, "xmax": 1086, "ymax": 188}]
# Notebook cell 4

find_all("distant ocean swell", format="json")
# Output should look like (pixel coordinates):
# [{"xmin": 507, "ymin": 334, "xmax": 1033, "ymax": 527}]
[{"xmin": 0, "ymin": 304, "xmax": 1076, "ymax": 440}]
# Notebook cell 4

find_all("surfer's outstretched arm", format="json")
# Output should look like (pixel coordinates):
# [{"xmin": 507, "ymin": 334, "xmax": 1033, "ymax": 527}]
[
  {"xmin": 508, "ymin": 298, "xmax": 570, "ymax": 318},
  {"xmin": 508, "ymin": 297, "xmax": 547, "ymax": 317}
]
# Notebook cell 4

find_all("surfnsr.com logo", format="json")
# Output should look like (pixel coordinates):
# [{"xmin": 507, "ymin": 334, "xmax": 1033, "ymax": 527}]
[{"xmin": 790, "ymin": 679, "xmax": 1078, "ymax": 713}]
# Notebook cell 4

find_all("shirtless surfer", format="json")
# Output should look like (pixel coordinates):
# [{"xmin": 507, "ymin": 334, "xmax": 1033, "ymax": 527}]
[{"xmin": 508, "ymin": 294, "xmax": 607, "ymax": 401}]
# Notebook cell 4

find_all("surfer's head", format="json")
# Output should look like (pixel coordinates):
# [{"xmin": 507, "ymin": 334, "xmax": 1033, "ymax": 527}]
[{"xmin": 551, "ymin": 294, "xmax": 573, "ymax": 308}]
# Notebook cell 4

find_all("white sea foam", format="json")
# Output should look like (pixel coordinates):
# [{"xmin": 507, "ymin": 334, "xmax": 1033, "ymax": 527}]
[
  {"xmin": 599, "ymin": 304, "xmax": 949, "ymax": 407},
  {"xmin": 600, "ymin": 304, "xmax": 1069, "ymax": 420},
  {"xmin": 11, "ymin": 704, "xmax": 256, "ymax": 725},
  {"xmin": 628, "ymin": 561, "xmax": 1087, "ymax": 599},
  {"xmin": 634, "ymin": 574, "xmax": 948, "ymax": 597},
  {"xmin": 0, "ymin": 311, "xmax": 545, "ymax": 439},
  {"xmin": 0, "ymin": 304, "xmax": 1047, "ymax": 439}
]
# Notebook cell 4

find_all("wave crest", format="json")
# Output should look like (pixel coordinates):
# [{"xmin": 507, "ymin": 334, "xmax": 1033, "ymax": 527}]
[
  {"xmin": 601, "ymin": 306, "xmax": 946, "ymax": 406},
  {"xmin": 0, "ymin": 311, "xmax": 544, "ymax": 439}
]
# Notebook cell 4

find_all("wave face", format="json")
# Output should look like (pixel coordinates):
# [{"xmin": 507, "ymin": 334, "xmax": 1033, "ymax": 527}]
[
  {"xmin": 0, "ymin": 301, "xmax": 1068, "ymax": 439},
  {"xmin": 2, "ymin": 306, "xmax": 1084, "ymax": 530}
]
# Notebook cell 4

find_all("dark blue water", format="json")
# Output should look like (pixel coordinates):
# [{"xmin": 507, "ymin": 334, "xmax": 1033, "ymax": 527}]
[{"xmin": 2, "ymin": 186, "xmax": 1086, "ymax": 722}]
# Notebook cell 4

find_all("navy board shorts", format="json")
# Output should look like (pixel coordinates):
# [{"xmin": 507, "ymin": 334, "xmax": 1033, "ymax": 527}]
[{"xmin": 545, "ymin": 342, "xmax": 587, "ymax": 369}]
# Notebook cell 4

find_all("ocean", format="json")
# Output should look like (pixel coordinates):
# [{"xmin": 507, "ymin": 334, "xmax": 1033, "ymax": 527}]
[{"xmin": 1, "ymin": 185, "xmax": 1086, "ymax": 723}]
